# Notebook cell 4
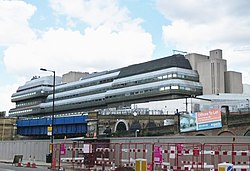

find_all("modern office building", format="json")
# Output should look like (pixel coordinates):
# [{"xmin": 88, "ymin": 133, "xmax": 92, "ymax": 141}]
[
  {"xmin": 10, "ymin": 49, "xmax": 244, "ymax": 138},
  {"xmin": 9, "ymin": 75, "xmax": 62, "ymax": 117},
  {"xmin": 9, "ymin": 54, "xmax": 203, "ymax": 137}
]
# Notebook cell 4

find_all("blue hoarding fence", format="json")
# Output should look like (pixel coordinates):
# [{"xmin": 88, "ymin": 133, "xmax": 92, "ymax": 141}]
[{"xmin": 16, "ymin": 115, "xmax": 88, "ymax": 136}]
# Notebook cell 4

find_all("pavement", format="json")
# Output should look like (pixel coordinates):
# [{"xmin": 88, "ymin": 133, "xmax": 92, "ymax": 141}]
[
  {"xmin": 0, "ymin": 159, "xmax": 51, "ymax": 168},
  {"xmin": 0, "ymin": 159, "xmax": 111, "ymax": 170},
  {"xmin": 0, "ymin": 159, "xmax": 94, "ymax": 170}
]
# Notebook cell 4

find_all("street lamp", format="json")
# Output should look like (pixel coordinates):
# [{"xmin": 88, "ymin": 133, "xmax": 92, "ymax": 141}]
[
  {"xmin": 40, "ymin": 68, "xmax": 55, "ymax": 144},
  {"xmin": 247, "ymin": 99, "xmax": 249, "ymax": 114}
]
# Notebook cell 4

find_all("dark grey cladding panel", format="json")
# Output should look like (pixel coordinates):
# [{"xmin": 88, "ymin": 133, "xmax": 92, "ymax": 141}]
[{"xmin": 117, "ymin": 54, "xmax": 192, "ymax": 78}]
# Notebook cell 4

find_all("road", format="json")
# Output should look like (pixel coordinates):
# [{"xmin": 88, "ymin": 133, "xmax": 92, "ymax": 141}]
[{"xmin": 0, "ymin": 163, "xmax": 50, "ymax": 171}]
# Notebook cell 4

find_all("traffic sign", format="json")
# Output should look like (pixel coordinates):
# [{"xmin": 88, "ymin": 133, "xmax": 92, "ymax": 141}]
[{"xmin": 47, "ymin": 126, "xmax": 52, "ymax": 136}]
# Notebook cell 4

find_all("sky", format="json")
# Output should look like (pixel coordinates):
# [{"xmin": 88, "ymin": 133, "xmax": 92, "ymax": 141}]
[{"xmin": 0, "ymin": 0, "xmax": 250, "ymax": 114}]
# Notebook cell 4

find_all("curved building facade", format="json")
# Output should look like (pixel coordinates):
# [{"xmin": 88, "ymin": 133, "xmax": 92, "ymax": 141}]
[{"xmin": 9, "ymin": 54, "xmax": 203, "ymax": 137}]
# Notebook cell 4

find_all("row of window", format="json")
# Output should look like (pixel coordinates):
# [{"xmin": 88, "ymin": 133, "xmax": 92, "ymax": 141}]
[
  {"xmin": 157, "ymin": 73, "xmax": 197, "ymax": 80},
  {"xmin": 47, "ymin": 87, "xmax": 110, "ymax": 103},
  {"xmin": 113, "ymin": 72, "xmax": 198, "ymax": 89},
  {"xmin": 12, "ymin": 92, "xmax": 37, "ymax": 100},
  {"xmin": 52, "ymin": 97, "xmax": 105, "ymax": 108},
  {"xmin": 56, "ymin": 78, "xmax": 114, "ymax": 94},
  {"xmin": 47, "ymin": 72, "xmax": 199, "ymax": 103},
  {"xmin": 106, "ymin": 88, "xmax": 154, "ymax": 99},
  {"xmin": 10, "ymin": 109, "xmax": 33, "ymax": 115},
  {"xmin": 42, "ymin": 84, "xmax": 201, "ymax": 109},
  {"xmin": 159, "ymin": 85, "xmax": 199, "ymax": 91},
  {"xmin": 16, "ymin": 100, "xmax": 40, "ymax": 108},
  {"xmin": 10, "ymin": 107, "xmax": 42, "ymax": 115},
  {"xmin": 24, "ymin": 111, "xmax": 86, "ymax": 120},
  {"xmin": 107, "ymin": 84, "xmax": 201, "ymax": 99}
]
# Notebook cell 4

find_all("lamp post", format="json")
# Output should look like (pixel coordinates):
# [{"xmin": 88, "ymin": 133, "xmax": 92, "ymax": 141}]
[
  {"xmin": 40, "ymin": 68, "xmax": 55, "ymax": 145},
  {"xmin": 176, "ymin": 109, "xmax": 180, "ymax": 133},
  {"xmin": 247, "ymin": 99, "xmax": 249, "ymax": 114},
  {"xmin": 185, "ymin": 97, "xmax": 188, "ymax": 113}
]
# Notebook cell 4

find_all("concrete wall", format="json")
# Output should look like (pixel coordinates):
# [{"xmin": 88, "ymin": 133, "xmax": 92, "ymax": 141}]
[
  {"xmin": 185, "ymin": 49, "xmax": 230, "ymax": 95},
  {"xmin": 197, "ymin": 56, "xmax": 227, "ymax": 94},
  {"xmin": 185, "ymin": 53, "xmax": 209, "ymax": 71},
  {"xmin": 62, "ymin": 71, "xmax": 89, "ymax": 83},
  {"xmin": 225, "ymin": 71, "xmax": 243, "ymax": 93},
  {"xmin": 210, "ymin": 49, "xmax": 223, "ymax": 59},
  {"xmin": 197, "ymin": 60, "xmax": 212, "ymax": 94}
]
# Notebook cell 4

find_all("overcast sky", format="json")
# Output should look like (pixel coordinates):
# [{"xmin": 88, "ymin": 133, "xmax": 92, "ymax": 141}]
[{"xmin": 0, "ymin": 0, "xmax": 250, "ymax": 114}]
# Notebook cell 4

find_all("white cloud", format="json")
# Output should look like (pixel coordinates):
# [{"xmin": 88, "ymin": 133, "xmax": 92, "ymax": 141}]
[
  {"xmin": 156, "ymin": 0, "xmax": 250, "ymax": 83},
  {"xmin": 0, "ymin": 84, "xmax": 19, "ymax": 114},
  {"xmin": 156, "ymin": 0, "xmax": 250, "ymax": 25},
  {"xmin": 4, "ymin": 27, "xmax": 154, "ymax": 78},
  {"xmin": 0, "ymin": 1, "xmax": 36, "ymax": 46},
  {"xmin": 49, "ymin": 0, "xmax": 131, "ymax": 29},
  {"xmin": 3, "ymin": 0, "xmax": 154, "ymax": 79},
  {"xmin": 0, "ymin": 75, "xmax": 29, "ymax": 114}
]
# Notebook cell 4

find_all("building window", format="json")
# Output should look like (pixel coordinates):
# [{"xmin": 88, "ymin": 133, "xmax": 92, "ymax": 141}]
[{"xmin": 171, "ymin": 85, "xmax": 178, "ymax": 89}]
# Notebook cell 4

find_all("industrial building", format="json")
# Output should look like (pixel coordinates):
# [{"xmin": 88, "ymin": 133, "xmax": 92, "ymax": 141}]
[{"xmin": 186, "ymin": 49, "xmax": 243, "ymax": 94}]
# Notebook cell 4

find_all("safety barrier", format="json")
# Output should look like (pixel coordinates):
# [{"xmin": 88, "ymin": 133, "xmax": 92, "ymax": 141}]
[
  {"xmin": 51, "ymin": 141, "xmax": 250, "ymax": 171},
  {"xmin": 119, "ymin": 142, "xmax": 152, "ymax": 169},
  {"xmin": 93, "ymin": 142, "xmax": 117, "ymax": 170},
  {"xmin": 52, "ymin": 142, "xmax": 87, "ymax": 170},
  {"xmin": 153, "ymin": 142, "xmax": 203, "ymax": 171},
  {"xmin": 203, "ymin": 143, "xmax": 250, "ymax": 171}
]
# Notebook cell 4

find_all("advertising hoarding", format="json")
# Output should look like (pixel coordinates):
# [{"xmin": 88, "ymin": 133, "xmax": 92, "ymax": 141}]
[
  {"xmin": 196, "ymin": 109, "xmax": 222, "ymax": 131},
  {"xmin": 180, "ymin": 109, "xmax": 222, "ymax": 132},
  {"xmin": 180, "ymin": 112, "xmax": 196, "ymax": 132}
]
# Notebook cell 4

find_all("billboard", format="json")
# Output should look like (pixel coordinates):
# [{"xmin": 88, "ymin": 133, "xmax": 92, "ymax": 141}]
[
  {"xmin": 180, "ymin": 109, "xmax": 222, "ymax": 132},
  {"xmin": 196, "ymin": 109, "xmax": 222, "ymax": 131},
  {"xmin": 180, "ymin": 112, "xmax": 196, "ymax": 132}
]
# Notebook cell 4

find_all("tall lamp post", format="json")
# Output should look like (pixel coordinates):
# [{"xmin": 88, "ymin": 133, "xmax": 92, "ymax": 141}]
[
  {"xmin": 247, "ymin": 99, "xmax": 249, "ymax": 114},
  {"xmin": 40, "ymin": 68, "xmax": 55, "ymax": 149}
]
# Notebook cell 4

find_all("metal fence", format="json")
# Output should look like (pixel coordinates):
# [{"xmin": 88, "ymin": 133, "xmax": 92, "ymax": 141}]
[
  {"xmin": 52, "ymin": 141, "xmax": 250, "ymax": 171},
  {"xmin": 0, "ymin": 136, "xmax": 250, "ymax": 171}
]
